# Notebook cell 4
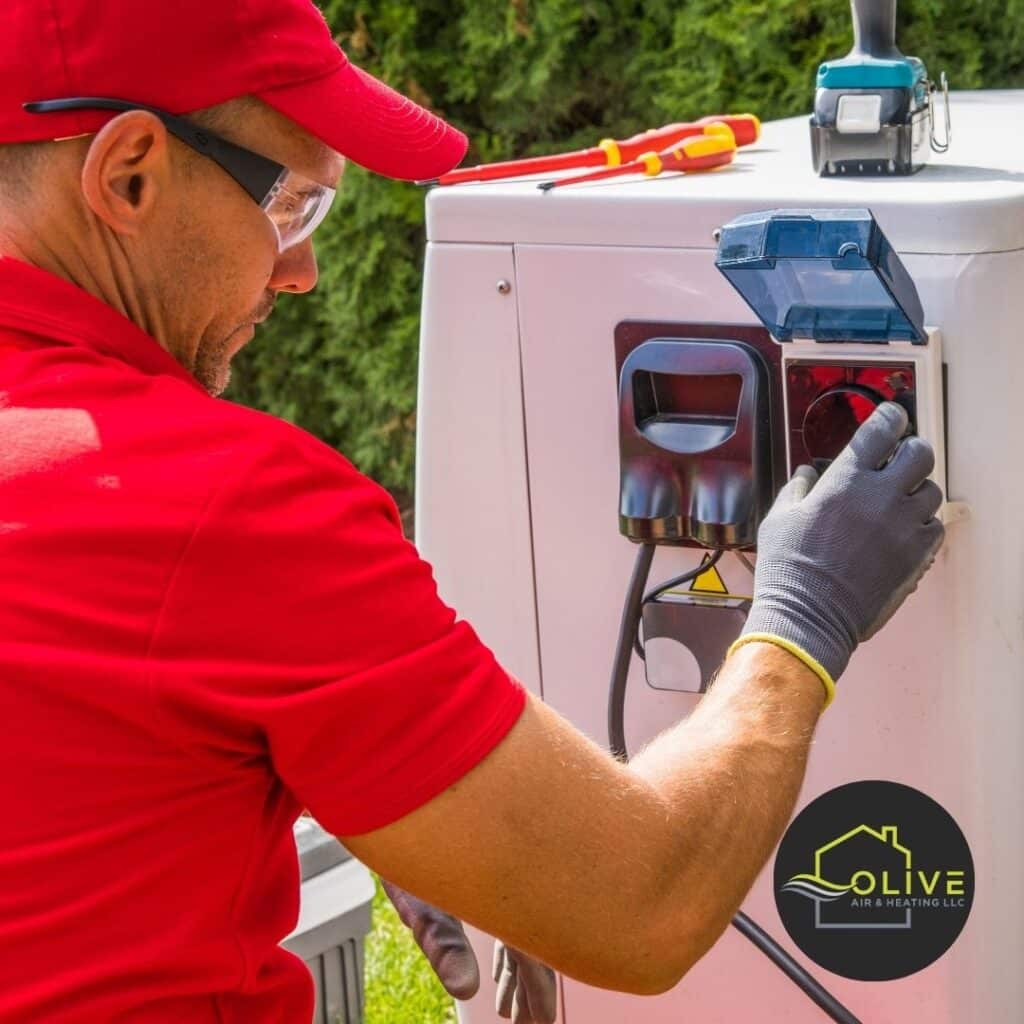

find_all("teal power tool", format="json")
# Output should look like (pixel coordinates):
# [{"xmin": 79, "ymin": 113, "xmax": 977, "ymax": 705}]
[{"xmin": 810, "ymin": 0, "xmax": 950, "ymax": 176}]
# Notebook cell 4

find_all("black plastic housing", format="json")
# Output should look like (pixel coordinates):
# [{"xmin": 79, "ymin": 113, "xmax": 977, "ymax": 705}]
[
  {"xmin": 810, "ymin": 89, "xmax": 929, "ymax": 177},
  {"xmin": 617, "ymin": 338, "xmax": 772, "ymax": 549}
]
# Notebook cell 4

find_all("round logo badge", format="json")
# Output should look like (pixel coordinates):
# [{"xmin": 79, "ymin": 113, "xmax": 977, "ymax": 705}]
[{"xmin": 774, "ymin": 780, "xmax": 974, "ymax": 981}]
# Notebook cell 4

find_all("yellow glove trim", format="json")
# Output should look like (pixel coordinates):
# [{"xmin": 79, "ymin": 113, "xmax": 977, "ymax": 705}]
[{"xmin": 728, "ymin": 633, "xmax": 836, "ymax": 710}]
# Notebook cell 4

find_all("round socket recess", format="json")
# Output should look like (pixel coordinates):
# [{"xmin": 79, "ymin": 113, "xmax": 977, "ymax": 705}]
[{"xmin": 802, "ymin": 384, "xmax": 883, "ymax": 461}]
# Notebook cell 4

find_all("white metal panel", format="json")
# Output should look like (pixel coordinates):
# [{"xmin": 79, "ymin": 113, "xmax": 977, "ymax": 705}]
[
  {"xmin": 416, "ymin": 243, "xmax": 556, "ymax": 1024},
  {"xmin": 508, "ymin": 241, "xmax": 1022, "ymax": 1024},
  {"xmin": 419, "ymin": 97, "xmax": 1024, "ymax": 1024},
  {"xmin": 415, "ymin": 244, "xmax": 559, "ymax": 1022},
  {"xmin": 426, "ymin": 92, "xmax": 1024, "ymax": 255},
  {"xmin": 415, "ymin": 242, "xmax": 541, "ymax": 696}
]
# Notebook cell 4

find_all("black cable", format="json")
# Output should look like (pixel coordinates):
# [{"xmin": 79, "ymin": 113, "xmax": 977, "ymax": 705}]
[
  {"xmin": 731, "ymin": 913, "xmax": 863, "ymax": 1024},
  {"xmin": 643, "ymin": 549, "xmax": 725, "ymax": 605},
  {"xmin": 608, "ymin": 544, "xmax": 863, "ymax": 1024},
  {"xmin": 608, "ymin": 542, "xmax": 656, "ymax": 760},
  {"xmin": 631, "ymin": 549, "xmax": 726, "ymax": 660}
]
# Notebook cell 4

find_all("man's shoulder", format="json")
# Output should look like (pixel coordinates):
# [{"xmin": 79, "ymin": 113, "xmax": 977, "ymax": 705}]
[
  {"xmin": 169, "ymin": 392, "xmax": 398, "ymax": 527},
  {"xmin": 206, "ymin": 395, "xmax": 354, "ymax": 473},
  {"xmin": 236, "ymin": 400, "xmax": 396, "ymax": 502}
]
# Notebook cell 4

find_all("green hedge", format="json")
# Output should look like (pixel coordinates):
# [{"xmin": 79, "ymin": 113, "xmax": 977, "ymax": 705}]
[{"xmin": 228, "ymin": 0, "xmax": 1024, "ymax": 507}]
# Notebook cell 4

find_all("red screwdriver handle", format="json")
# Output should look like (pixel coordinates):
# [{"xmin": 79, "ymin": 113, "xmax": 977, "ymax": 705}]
[
  {"xmin": 697, "ymin": 113, "xmax": 760, "ymax": 147},
  {"xmin": 432, "ymin": 113, "xmax": 759, "ymax": 186},
  {"xmin": 649, "ymin": 133, "xmax": 738, "ymax": 174},
  {"xmin": 538, "ymin": 132, "xmax": 736, "ymax": 190},
  {"xmin": 612, "ymin": 123, "xmax": 708, "ymax": 163},
  {"xmin": 605, "ymin": 114, "xmax": 755, "ymax": 164},
  {"xmin": 611, "ymin": 114, "xmax": 758, "ymax": 162}
]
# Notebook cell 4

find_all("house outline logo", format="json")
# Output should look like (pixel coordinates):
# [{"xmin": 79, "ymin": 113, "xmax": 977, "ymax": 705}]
[
  {"xmin": 773, "ymin": 781, "xmax": 975, "ymax": 981},
  {"xmin": 781, "ymin": 823, "xmax": 913, "ymax": 930}
]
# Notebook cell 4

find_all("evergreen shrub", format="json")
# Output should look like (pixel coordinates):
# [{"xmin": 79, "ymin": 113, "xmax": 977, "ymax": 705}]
[{"xmin": 229, "ymin": 0, "xmax": 1024, "ymax": 508}]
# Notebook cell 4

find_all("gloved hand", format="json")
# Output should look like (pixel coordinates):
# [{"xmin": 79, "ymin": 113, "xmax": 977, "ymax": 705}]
[
  {"xmin": 493, "ymin": 941, "xmax": 558, "ymax": 1024},
  {"xmin": 733, "ymin": 402, "xmax": 944, "ymax": 705},
  {"xmin": 380, "ymin": 880, "xmax": 480, "ymax": 1000},
  {"xmin": 380, "ymin": 880, "xmax": 557, "ymax": 1022}
]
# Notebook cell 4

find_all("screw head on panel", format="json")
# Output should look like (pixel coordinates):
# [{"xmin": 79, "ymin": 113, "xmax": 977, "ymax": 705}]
[{"xmin": 496, "ymin": 279, "xmax": 512, "ymax": 295}]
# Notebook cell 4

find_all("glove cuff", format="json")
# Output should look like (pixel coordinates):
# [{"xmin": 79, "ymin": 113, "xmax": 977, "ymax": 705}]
[{"xmin": 728, "ymin": 633, "xmax": 837, "ymax": 710}]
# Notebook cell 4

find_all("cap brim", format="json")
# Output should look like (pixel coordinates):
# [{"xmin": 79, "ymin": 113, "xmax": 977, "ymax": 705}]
[{"xmin": 256, "ymin": 61, "xmax": 467, "ymax": 181}]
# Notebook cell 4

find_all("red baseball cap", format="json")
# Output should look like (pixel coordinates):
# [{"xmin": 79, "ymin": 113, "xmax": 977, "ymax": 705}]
[{"xmin": 1, "ymin": 0, "xmax": 468, "ymax": 181}]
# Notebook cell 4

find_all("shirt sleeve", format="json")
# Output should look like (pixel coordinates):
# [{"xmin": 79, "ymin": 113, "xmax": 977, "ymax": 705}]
[{"xmin": 148, "ymin": 424, "xmax": 526, "ymax": 836}]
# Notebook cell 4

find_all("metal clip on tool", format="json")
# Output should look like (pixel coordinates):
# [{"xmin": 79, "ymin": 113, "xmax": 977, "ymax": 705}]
[{"xmin": 929, "ymin": 70, "xmax": 952, "ymax": 153}]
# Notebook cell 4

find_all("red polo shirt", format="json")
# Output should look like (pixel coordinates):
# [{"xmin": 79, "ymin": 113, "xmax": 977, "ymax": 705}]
[{"xmin": 0, "ymin": 257, "xmax": 525, "ymax": 1023}]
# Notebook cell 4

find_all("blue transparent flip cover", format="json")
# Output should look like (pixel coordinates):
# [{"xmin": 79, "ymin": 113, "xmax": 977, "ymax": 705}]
[{"xmin": 715, "ymin": 209, "xmax": 926, "ymax": 344}]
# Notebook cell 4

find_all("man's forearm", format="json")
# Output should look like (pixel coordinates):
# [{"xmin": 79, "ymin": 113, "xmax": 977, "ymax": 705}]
[
  {"xmin": 346, "ymin": 644, "xmax": 826, "ymax": 995},
  {"xmin": 629, "ymin": 642, "xmax": 824, "ymax": 969}
]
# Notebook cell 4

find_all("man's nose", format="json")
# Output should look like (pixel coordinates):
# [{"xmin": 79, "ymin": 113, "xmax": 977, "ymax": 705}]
[{"xmin": 268, "ymin": 239, "xmax": 319, "ymax": 294}]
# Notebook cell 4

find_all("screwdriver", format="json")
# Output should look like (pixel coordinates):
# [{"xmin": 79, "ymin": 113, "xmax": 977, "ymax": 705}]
[
  {"xmin": 537, "ymin": 132, "xmax": 737, "ymax": 191},
  {"xmin": 420, "ymin": 113, "xmax": 760, "ymax": 187}
]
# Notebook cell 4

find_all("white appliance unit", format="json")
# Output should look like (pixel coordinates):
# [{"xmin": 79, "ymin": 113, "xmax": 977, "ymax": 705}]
[{"xmin": 416, "ymin": 92, "xmax": 1023, "ymax": 1024}]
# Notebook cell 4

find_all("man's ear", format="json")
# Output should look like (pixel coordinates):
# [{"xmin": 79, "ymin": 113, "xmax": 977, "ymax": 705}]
[{"xmin": 79, "ymin": 111, "xmax": 173, "ymax": 238}]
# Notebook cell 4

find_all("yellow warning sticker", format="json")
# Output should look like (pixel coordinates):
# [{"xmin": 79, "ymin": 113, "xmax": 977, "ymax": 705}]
[{"xmin": 690, "ymin": 554, "xmax": 729, "ymax": 595}]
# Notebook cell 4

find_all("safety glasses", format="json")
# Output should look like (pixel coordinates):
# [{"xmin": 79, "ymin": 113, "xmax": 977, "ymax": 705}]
[{"xmin": 23, "ymin": 97, "xmax": 336, "ymax": 252}]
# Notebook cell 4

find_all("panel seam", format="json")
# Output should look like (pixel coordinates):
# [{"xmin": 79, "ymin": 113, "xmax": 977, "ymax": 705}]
[{"xmin": 511, "ymin": 243, "xmax": 545, "ymax": 701}]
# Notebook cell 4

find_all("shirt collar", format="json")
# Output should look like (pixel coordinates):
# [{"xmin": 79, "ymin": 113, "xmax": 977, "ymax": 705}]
[{"xmin": 0, "ymin": 256, "xmax": 206, "ymax": 392}]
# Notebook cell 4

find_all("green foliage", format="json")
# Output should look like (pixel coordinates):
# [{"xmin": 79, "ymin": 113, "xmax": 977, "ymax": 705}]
[
  {"xmin": 229, "ymin": 0, "xmax": 1024, "ymax": 505},
  {"xmin": 365, "ymin": 876, "xmax": 456, "ymax": 1024}
]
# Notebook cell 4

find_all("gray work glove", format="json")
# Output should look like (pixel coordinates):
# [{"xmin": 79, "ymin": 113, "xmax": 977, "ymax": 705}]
[
  {"xmin": 380, "ymin": 880, "xmax": 480, "ymax": 1000},
  {"xmin": 736, "ymin": 402, "xmax": 944, "ymax": 697},
  {"xmin": 493, "ymin": 941, "xmax": 558, "ymax": 1024},
  {"xmin": 381, "ymin": 881, "xmax": 557, "ymax": 1021}
]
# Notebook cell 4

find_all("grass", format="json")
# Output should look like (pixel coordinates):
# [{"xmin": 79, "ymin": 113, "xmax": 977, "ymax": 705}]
[{"xmin": 364, "ymin": 877, "xmax": 458, "ymax": 1024}]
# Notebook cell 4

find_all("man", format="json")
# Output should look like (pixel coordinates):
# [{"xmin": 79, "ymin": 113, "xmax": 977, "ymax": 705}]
[{"xmin": 0, "ymin": 2, "xmax": 944, "ymax": 1023}]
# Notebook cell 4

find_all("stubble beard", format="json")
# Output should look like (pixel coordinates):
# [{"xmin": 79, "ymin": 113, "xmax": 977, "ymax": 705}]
[{"xmin": 193, "ymin": 327, "xmax": 241, "ymax": 397}]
